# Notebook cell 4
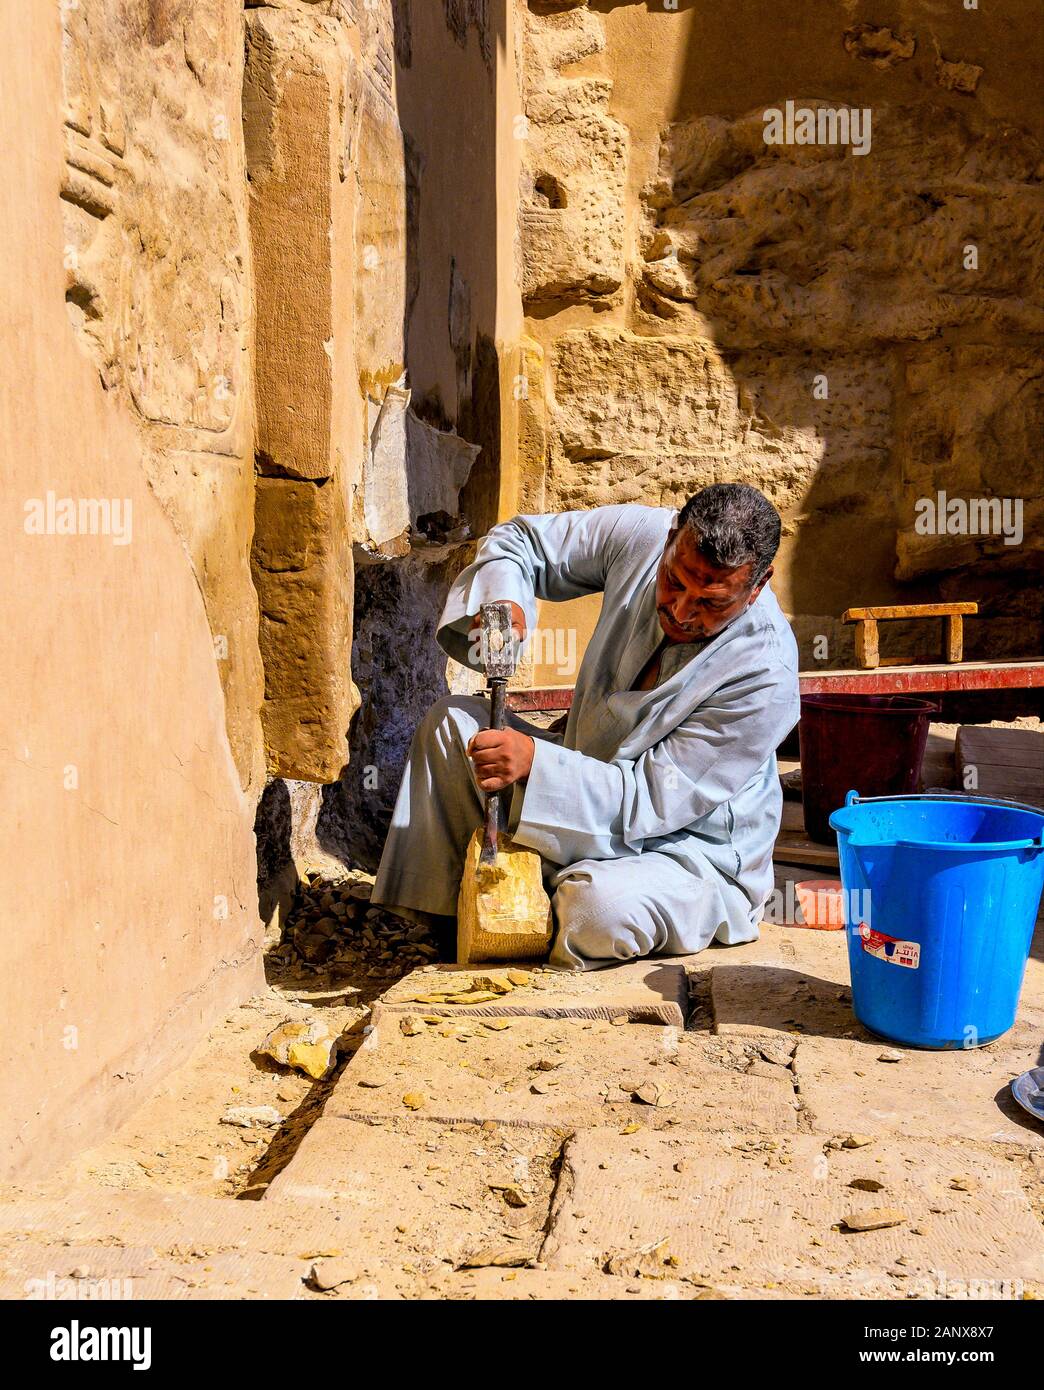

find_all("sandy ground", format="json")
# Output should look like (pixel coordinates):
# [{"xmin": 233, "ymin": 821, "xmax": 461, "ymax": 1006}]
[{"xmin": 1, "ymin": 724, "xmax": 1042, "ymax": 1300}]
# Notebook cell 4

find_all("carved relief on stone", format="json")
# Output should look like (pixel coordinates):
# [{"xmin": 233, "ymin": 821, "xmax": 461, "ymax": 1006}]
[
  {"xmin": 638, "ymin": 95, "xmax": 1044, "ymax": 590},
  {"xmin": 59, "ymin": 0, "xmax": 248, "ymax": 448}
]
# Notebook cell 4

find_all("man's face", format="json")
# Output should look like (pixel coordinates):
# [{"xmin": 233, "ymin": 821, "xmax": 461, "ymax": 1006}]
[{"xmin": 655, "ymin": 526, "xmax": 771, "ymax": 643}]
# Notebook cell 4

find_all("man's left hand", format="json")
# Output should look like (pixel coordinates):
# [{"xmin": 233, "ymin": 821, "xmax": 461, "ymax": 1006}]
[{"xmin": 466, "ymin": 728, "xmax": 535, "ymax": 792}]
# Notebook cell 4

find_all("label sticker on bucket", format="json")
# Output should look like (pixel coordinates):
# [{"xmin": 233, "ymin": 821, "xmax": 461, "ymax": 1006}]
[{"xmin": 858, "ymin": 923, "xmax": 920, "ymax": 969}]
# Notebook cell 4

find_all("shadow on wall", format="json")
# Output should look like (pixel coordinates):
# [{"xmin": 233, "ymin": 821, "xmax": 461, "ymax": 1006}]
[
  {"xmin": 541, "ymin": 1, "xmax": 1043, "ymax": 670},
  {"xmin": 655, "ymin": 0, "xmax": 1044, "ymax": 667},
  {"xmin": 320, "ymin": 0, "xmax": 508, "ymax": 871}
]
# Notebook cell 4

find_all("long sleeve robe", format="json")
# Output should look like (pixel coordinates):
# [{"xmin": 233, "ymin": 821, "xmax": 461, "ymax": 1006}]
[{"xmin": 374, "ymin": 503, "xmax": 801, "ymax": 967}]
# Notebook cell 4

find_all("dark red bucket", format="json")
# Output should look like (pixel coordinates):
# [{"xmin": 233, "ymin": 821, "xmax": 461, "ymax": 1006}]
[{"xmin": 798, "ymin": 694, "xmax": 940, "ymax": 843}]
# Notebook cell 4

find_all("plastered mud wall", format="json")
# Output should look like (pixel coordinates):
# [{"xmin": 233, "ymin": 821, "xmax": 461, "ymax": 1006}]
[
  {"xmin": 513, "ymin": 1, "xmax": 1043, "ymax": 679},
  {"xmin": 1, "ymin": 0, "xmax": 264, "ymax": 1177}
]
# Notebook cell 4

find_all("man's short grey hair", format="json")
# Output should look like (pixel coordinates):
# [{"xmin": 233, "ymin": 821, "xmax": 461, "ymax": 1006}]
[{"xmin": 677, "ymin": 483, "xmax": 781, "ymax": 586}]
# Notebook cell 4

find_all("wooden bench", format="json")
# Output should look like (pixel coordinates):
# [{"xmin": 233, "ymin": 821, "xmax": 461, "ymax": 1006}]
[{"xmin": 842, "ymin": 602, "xmax": 978, "ymax": 670}]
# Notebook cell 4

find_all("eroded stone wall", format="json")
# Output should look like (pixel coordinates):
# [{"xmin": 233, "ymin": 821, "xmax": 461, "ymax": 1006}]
[
  {"xmin": 514, "ymin": 0, "xmax": 1043, "ymax": 674},
  {"xmin": 245, "ymin": 0, "xmax": 510, "ymax": 868}
]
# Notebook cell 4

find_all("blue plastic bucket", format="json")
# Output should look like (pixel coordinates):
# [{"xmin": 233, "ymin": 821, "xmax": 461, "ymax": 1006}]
[{"xmin": 829, "ymin": 792, "xmax": 1044, "ymax": 1049}]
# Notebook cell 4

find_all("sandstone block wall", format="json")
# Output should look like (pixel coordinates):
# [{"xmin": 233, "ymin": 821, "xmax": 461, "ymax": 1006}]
[{"xmin": 514, "ymin": 1, "xmax": 1043, "ymax": 678}]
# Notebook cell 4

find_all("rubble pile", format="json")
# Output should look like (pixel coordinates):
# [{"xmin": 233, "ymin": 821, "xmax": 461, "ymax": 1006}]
[{"xmin": 267, "ymin": 870, "xmax": 441, "ymax": 985}]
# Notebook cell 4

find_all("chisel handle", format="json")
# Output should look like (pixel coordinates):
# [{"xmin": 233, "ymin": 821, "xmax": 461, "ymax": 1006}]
[{"xmin": 480, "ymin": 678, "xmax": 507, "ymax": 865}]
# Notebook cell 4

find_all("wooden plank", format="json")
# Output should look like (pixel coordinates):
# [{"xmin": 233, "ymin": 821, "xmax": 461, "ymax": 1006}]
[
  {"xmin": 957, "ymin": 726, "xmax": 1044, "ymax": 769},
  {"xmin": 956, "ymin": 726, "xmax": 1044, "ymax": 806},
  {"xmin": 875, "ymin": 655, "xmax": 942, "ymax": 668},
  {"xmin": 780, "ymin": 799, "xmax": 806, "ymax": 833},
  {"xmin": 772, "ymin": 834, "xmax": 840, "ymax": 869},
  {"xmin": 946, "ymin": 612, "xmax": 964, "ymax": 664},
  {"xmin": 969, "ymin": 769, "xmax": 1044, "ymax": 801},
  {"xmin": 774, "ymin": 791, "xmax": 840, "ymax": 866},
  {"xmin": 843, "ymin": 603, "xmax": 978, "ymax": 621},
  {"xmin": 854, "ymin": 616, "xmax": 879, "ymax": 669}
]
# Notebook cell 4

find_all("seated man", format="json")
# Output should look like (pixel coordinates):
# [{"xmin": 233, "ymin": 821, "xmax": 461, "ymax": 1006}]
[{"xmin": 372, "ymin": 483, "xmax": 800, "ymax": 970}]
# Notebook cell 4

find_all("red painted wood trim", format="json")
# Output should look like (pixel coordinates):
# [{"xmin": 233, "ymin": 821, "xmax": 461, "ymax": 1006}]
[
  {"xmin": 507, "ymin": 662, "xmax": 1044, "ymax": 712},
  {"xmin": 798, "ymin": 662, "xmax": 1044, "ymax": 696}
]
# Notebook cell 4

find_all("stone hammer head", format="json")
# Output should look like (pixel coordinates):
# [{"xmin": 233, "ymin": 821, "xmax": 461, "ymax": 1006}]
[{"xmin": 479, "ymin": 601, "xmax": 518, "ymax": 681}]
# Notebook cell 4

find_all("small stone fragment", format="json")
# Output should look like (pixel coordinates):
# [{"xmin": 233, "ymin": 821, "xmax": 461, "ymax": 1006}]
[
  {"xmin": 842, "ymin": 1134, "xmax": 874, "ymax": 1149},
  {"xmin": 258, "ymin": 1017, "xmax": 338, "ymax": 1081},
  {"xmin": 506, "ymin": 969, "xmax": 533, "ymax": 987},
  {"xmin": 610, "ymin": 1014, "xmax": 628, "ymax": 1026},
  {"xmin": 220, "ymin": 1105, "xmax": 283, "ymax": 1129},
  {"xmin": 490, "ymin": 1184, "xmax": 528, "ymax": 1208},
  {"xmin": 937, "ymin": 58, "xmax": 983, "ymax": 93},
  {"xmin": 402, "ymin": 1092, "xmax": 426, "ymax": 1110},
  {"xmin": 950, "ymin": 1175, "xmax": 978, "ymax": 1192},
  {"xmin": 458, "ymin": 1247, "xmax": 530, "ymax": 1270},
  {"xmin": 841, "ymin": 1207, "xmax": 906, "ymax": 1232},
  {"xmin": 849, "ymin": 1177, "xmax": 886, "ymax": 1193},
  {"xmin": 877, "ymin": 1049, "xmax": 902, "ymax": 1063},
  {"xmin": 747, "ymin": 1060, "xmax": 787, "ymax": 1080},
  {"xmin": 472, "ymin": 974, "xmax": 514, "ymax": 994},
  {"xmin": 310, "ymin": 1258, "xmax": 361, "ymax": 1291},
  {"xmin": 482, "ymin": 1018, "xmax": 511, "ymax": 1031},
  {"xmin": 633, "ymin": 1082, "xmax": 661, "ymax": 1106},
  {"xmin": 621, "ymin": 1122, "xmax": 642, "ymax": 1135},
  {"xmin": 399, "ymin": 1014, "xmax": 423, "ymax": 1037}
]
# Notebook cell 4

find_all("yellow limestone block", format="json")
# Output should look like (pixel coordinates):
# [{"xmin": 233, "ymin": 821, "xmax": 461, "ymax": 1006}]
[{"xmin": 456, "ymin": 829, "xmax": 553, "ymax": 965}]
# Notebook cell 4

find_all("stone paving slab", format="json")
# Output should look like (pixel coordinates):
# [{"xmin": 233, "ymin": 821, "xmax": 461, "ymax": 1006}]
[
  {"xmin": 711, "ymin": 961, "xmax": 862, "ymax": 1039},
  {"xmin": 794, "ymin": 1011, "xmax": 1044, "ymax": 1149},
  {"xmin": 713, "ymin": 913, "xmax": 851, "ymax": 981},
  {"xmin": 265, "ymin": 1113, "xmax": 561, "ymax": 1272},
  {"xmin": 0, "ymin": 1239, "xmax": 310, "ymax": 1300},
  {"xmin": 372, "ymin": 960, "xmax": 689, "ymax": 1027},
  {"xmin": 327, "ymin": 1012, "xmax": 800, "ymax": 1133},
  {"xmin": 0, "ymin": 1184, "xmax": 354, "ymax": 1256},
  {"xmin": 722, "ymin": 882, "xmax": 1044, "ymax": 1015},
  {"xmin": 539, "ymin": 1130, "xmax": 1044, "ymax": 1298}
]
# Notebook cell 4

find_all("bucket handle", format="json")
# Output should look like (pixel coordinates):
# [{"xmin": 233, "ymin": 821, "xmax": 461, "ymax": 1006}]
[{"xmin": 842, "ymin": 789, "xmax": 1044, "ymax": 852}]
